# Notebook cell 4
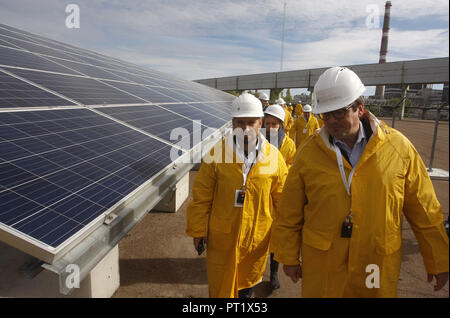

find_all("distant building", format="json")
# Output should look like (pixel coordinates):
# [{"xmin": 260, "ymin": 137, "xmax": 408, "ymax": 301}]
[
  {"xmin": 384, "ymin": 84, "xmax": 424, "ymax": 99},
  {"xmin": 384, "ymin": 84, "xmax": 443, "ymax": 105},
  {"xmin": 442, "ymin": 83, "xmax": 449, "ymax": 104},
  {"xmin": 293, "ymin": 93, "xmax": 310, "ymax": 104}
]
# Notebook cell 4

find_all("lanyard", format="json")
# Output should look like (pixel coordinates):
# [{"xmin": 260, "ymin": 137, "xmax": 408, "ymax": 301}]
[
  {"xmin": 241, "ymin": 150, "xmax": 258, "ymax": 191},
  {"xmin": 234, "ymin": 134, "xmax": 260, "ymax": 192},
  {"xmin": 334, "ymin": 145, "xmax": 356, "ymax": 197}
]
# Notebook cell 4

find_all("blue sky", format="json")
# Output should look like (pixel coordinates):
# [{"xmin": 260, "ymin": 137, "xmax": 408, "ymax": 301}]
[{"xmin": 0, "ymin": 0, "xmax": 448, "ymax": 97}]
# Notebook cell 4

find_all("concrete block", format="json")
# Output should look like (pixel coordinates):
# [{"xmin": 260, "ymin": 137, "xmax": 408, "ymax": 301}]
[
  {"xmin": 0, "ymin": 242, "xmax": 120, "ymax": 298},
  {"xmin": 153, "ymin": 173, "xmax": 190, "ymax": 213}
]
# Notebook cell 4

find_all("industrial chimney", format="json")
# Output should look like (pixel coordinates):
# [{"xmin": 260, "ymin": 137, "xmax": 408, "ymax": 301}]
[{"xmin": 375, "ymin": 1, "xmax": 392, "ymax": 99}]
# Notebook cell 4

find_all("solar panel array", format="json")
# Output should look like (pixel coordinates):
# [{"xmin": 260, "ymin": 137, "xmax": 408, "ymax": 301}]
[{"xmin": 0, "ymin": 24, "xmax": 233, "ymax": 255}]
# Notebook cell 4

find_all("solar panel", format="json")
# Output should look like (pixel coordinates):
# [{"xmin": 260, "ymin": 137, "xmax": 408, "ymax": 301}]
[
  {"xmin": 97, "ymin": 105, "xmax": 209, "ymax": 146},
  {"xmin": 0, "ymin": 23, "xmax": 234, "ymax": 262},
  {"xmin": 0, "ymin": 26, "xmax": 45, "ymax": 44},
  {"xmin": 100, "ymin": 81, "xmax": 180, "ymax": 103},
  {"xmin": 44, "ymin": 57, "xmax": 131, "ymax": 81},
  {"xmin": 0, "ymin": 108, "xmax": 174, "ymax": 248},
  {"xmin": 5, "ymin": 69, "xmax": 145, "ymax": 106},
  {"xmin": 0, "ymin": 70, "xmax": 76, "ymax": 108},
  {"xmin": 0, "ymin": 35, "xmax": 85, "ymax": 62},
  {"xmin": 0, "ymin": 46, "xmax": 81, "ymax": 75},
  {"xmin": 160, "ymin": 103, "xmax": 228, "ymax": 129}
]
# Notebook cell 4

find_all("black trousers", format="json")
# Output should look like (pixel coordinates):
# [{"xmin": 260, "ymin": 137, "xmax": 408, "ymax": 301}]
[
  {"xmin": 238, "ymin": 287, "xmax": 253, "ymax": 298},
  {"xmin": 270, "ymin": 253, "xmax": 279, "ymax": 275}
]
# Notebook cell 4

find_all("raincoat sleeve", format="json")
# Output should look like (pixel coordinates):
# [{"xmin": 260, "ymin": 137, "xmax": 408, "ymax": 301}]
[
  {"xmin": 403, "ymin": 143, "xmax": 449, "ymax": 274},
  {"xmin": 272, "ymin": 154, "xmax": 306, "ymax": 266},
  {"xmin": 186, "ymin": 160, "xmax": 216, "ymax": 238},
  {"xmin": 310, "ymin": 116, "xmax": 320, "ymax": 133},
  {"xmin": 289, "ymin": 121, "xmax": 297, "ymax": 141},
  {"xmin": 284, "ymin": 137, "xmax": 297, "ymax": 170},
  {"xmin": 270, "ymin": 151, "xmax": 289, "ymax": 216}
]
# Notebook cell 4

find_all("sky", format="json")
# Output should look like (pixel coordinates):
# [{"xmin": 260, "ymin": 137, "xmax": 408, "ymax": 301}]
[{"xmin": 0, "ymin": 0, "xmax": 448, "ymax": 97}]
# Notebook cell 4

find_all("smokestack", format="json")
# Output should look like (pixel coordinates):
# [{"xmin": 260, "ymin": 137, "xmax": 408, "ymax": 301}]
[{"xmin": 375, "ymin": 1, "xmax": 392, "ymax": 99}]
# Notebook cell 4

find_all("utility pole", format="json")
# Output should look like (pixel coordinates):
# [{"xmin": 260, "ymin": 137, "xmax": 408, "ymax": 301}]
[{"xmin": 280, "ymin": 2, "xmax": 286, "ymax": 72}]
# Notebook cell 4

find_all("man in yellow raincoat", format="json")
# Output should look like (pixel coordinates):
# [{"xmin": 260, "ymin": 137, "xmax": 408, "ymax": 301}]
[
  {"xmin": 315, "ymin": 113, "xmax": 325, "ymax": 128},
  {"xmin": 186, "ymin": 93, "xmax": 288, "ymax": 298},
  {"xmin": 263, "ymin": 103, "xmax": 297, "ymax": 290},
  {"xmin": 258, "ymin": 92, "xmax": 270, "ymax": 112},
  {"xmin": 272, "ymin": 67, "xmax": 449, "ymax": 297},
  {"xmin": 264, "ymin": 104, "xmax": 296, "ymax": 170},
  {"xmin": 291, "ymin": 104, "xmax": 320, "ymax": 149},
  {"xmin": 276, "ymin": 98, "xmax": 294, "ymax": 139},
  {"xmin": 294, "ymin": 103, "xmax": 303, "ymax": 118}
]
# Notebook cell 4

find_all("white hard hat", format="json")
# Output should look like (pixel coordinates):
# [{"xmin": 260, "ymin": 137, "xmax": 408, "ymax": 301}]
[
  {"xmin": 258, "ymin": 92, "xmax": 269, "ymax": 101},
  {"xmin": 303, "ymin": 104, "xmax": 312, "ymax": 112},
  {"xmin": 264, "ymin": 104, "xmax": 285, "ymax": 123},
  {"xmin": 276, "ymin": 98, "xmax": 286, "ymax": 105},
  {"xmin": 312, "ymin": 66, "xmax": 365, "ymax": 114},
  {"xmin": 231, "ymin": 93, "xmax": 264, "ymax": 118}
]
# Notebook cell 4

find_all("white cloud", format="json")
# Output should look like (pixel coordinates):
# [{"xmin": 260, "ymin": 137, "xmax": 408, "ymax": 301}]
[{"xmin": 0, "ymin": 0, "xmax": 448, "ymax": 81}]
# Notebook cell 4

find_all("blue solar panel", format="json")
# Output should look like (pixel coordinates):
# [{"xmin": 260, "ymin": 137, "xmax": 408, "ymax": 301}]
[
  {"xmin": 44, "ymin": 57, "xmax": 131, "ymax": 81},
  {"xmin": 0, "ymin": 35, "xmax": 85, "ymax": 62},
  {"xmin": 0, "ymin": 23, "xmax": 234, "ymax": 259},
  {"xmin": 190, "ymin": 102, "xmax": 232, "ymax": 121},
  {"xmin": 0, "ymin": 70, "xmax": 76, "ymax": 108},
  {"xmin": 0, "ymin": 25, "xmax": 98, "ymax": 62},
  {"xmin": 160, "ymin": 103, "xmax": 228, "ymax": 129},
  {"xmin": 97, "ymin": 105, "xmax": 209, "ymax": 147},
  {"xmin": 0, "ymin": 38, "xmax": 20, "ymax": 48},
  {"xmin": 101, "ymin": 81, "xmax": 179, "ymax": 103},
  {"xmin": 0, "ymin": 46, "xmax": 79, "ymax": 75},
  {"xmin": 6, "ymin": 68, "xmax": 145, "ymax": 106},
  {"xmin": 0, "ymin": 26, "xmax": 45, "ymax": 45},
  {"xmin": 0, "ymin": 108, "xmax": 174, "ymax": 248}
]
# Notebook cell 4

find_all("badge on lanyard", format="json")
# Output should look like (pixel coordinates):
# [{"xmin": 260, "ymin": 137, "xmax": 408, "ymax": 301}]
[
  {"xmin": 341, "ymin": 213, "xmax": 353, "ymax": 238},
  {"xmin": 235, "ymin": 161, "xmax": 250, "ymax": 208},
  {"xmin": 234, "ymin": 188, "xmax": 245, "ymax": 207},
  {"xmin": 302, "ymin": 128, "xmax": 307, "ymax": 134},
  {"xmin": 334, "ymin": 145, "xmax": 356, "ymax": 239},
  {"xmin": 234, "ymin": 141, "xmax": 258, "ymax": 208}
]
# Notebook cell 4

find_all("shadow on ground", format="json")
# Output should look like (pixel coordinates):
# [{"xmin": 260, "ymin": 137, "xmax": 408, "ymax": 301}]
[{"xmin": 119, "ymin": 258, "xmax": 207, "ymax": 286}]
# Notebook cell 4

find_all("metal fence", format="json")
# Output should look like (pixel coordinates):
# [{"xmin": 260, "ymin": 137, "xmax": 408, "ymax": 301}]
[{"xmin": 365, "ymin": 101, "xmax": 449, "ymax": 180}]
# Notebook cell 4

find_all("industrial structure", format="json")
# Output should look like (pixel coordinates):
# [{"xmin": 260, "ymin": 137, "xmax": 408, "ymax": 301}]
[{"xmin": 375, "ymin": 1, "xmax": 392, "ymax": 99}]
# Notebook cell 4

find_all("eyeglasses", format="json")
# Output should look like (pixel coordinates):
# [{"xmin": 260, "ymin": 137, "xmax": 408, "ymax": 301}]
[{"xmin": 321, "ymin": 104, "xmax": 353, "ymax": 120}]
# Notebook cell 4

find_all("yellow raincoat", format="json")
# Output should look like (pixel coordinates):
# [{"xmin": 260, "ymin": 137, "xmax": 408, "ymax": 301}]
[
  {"xmin": 279, "ymin": 134, "xmax": 296, "ymax": 170},
  {"xmin": 186, "ymin": 134, "xmax": 288, "ymax": 298},
  {"xmin": 284, "ymin": 108, "xmax": 294, "ymax": 139},
  {"xmin": 273, "ymin": 112, "xmax": 449, "ymax": 297},
  {"xmin": 316, "ymin": 114, "xmax": 325, "ymax": 128},
  {"xmin": 294, "ymin": 104, "xmax": 303, "ymax": 118},
  {"xmin": 292, "ymin": 114, "xmax": 320, "ymax": 148}
]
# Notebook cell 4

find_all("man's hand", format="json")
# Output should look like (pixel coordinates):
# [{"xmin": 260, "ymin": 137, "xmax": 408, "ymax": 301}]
[
  {"xmin": 427, "ymin": 272, "xmax": 449, "ymax": 291},
  {"xmin": 283, "ymin": 264, "xmax": 302, "ymax": 283},
  {"xmin": 193, "ymin": 237, "xmax": 207, "ymax": 254}
]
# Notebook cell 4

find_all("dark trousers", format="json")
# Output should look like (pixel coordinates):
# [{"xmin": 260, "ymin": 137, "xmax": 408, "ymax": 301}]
[
  {"xmin": 238, "ymin": 287, "xmax": 253, "ymax": 298},
  {"xmin": 270, "ymin": 253, "xmax": 279, "ymax": 275}
]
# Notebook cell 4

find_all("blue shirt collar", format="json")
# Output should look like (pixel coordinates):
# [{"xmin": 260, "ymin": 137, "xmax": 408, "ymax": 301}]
[{"xmin": 333, "ymin": 121, "xmax": 366, "ymax": 149}]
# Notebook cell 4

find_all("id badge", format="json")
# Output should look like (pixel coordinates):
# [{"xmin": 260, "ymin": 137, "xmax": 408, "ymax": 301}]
[
  {"xmin": 341, "ymin": 221, "xmax": 353, "ymax": 238},
  {"xmin": 302, "ymin": 128, "xmax": 307, "ymax": 134},
  {"xmin": 234, "ymin": 189, "xmax": 245, "ymax": 207}
]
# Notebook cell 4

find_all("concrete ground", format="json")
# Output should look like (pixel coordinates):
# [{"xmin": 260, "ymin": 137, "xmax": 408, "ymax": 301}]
[{"xmin": 113, "ymin": 118, "xmax": 449, "ymax": 298}]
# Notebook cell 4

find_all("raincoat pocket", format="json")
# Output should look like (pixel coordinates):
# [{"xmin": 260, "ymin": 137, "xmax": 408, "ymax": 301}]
[{"xmin": 302, "ymin": 227, "xmax": 333, "ymax": 251}]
